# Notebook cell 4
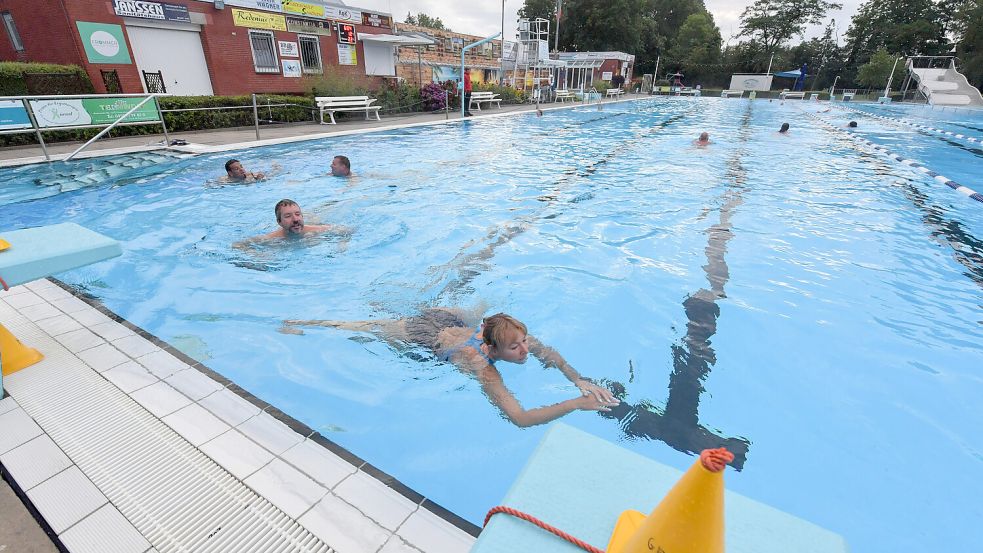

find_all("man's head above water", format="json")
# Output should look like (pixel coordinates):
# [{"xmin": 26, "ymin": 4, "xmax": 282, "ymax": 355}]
[{"xmin": 274, "ymin": 199, "xmax": 305, "ymax": 234}]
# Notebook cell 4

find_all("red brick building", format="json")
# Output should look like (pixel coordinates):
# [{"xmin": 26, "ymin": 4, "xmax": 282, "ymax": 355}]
[{"xmin": 0, "ymin": 0, "xmax": 396, "ymax": 96}]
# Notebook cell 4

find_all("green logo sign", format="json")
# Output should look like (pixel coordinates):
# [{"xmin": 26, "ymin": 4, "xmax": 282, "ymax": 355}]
[
  {"xmin": 76, "ymin": 22, "xmax": 132, "ymax": 64},
  {"xmin": 30, "ymin": 98, "xmax": 159, "ymax": 128}
]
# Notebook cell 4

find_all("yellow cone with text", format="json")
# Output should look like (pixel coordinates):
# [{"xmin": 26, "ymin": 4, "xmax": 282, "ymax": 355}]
[{"xmin": 606, "ymin": 448, "xmax": 733, "ymax": 553}]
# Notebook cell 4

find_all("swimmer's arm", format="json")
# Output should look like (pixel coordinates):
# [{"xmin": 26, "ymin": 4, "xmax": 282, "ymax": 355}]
[
  {"xmin": 527, "ymin": 336, "xmax": 619, "ymax": 405},
  {"xmin": 231, "ymin": 230, "xmax": 279, "ymax": 251},
  {"xmin": 478, "ymin": 366, "xmax": 605, "ymax": 427},
  {"xmin": 305, "ymin": 223, "xmax": 353, "ymax": 235}
]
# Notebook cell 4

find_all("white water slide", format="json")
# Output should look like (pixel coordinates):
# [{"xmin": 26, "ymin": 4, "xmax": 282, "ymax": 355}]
[{"xmin": 906, "ymin": 56, "xmax": 983, "ymax": 106}]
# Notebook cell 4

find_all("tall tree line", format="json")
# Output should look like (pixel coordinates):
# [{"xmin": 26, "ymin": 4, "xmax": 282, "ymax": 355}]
[{"xmin": 515, "ymin": 0, "xmax": 983, "ymax": 90}]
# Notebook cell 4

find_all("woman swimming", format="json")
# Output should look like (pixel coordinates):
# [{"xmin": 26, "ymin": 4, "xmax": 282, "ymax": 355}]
[{"xmin": 282, "ymin": 309, "xmax": 619, "ymax": 427}]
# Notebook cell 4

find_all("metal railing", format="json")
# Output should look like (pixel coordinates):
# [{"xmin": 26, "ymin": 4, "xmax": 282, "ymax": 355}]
[{"xmin": 0, "ymin": 93, "xmax": 169, "ymax": 162}]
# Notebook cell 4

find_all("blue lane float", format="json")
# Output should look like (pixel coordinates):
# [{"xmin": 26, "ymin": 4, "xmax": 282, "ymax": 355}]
[
  {"xmin": 838, "ymin": 104, "xmax": 982, "ymax": 146},
  {"xmin": 805, "ymin": 108, "xmax": 983, "ymax": 205}
]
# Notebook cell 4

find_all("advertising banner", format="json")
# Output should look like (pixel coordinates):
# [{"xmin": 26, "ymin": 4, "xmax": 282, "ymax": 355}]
[
  {"xmin": 232, "ymin": 8, "xmax": 286, "ymax": 30},
  {"xmin": 0, "ymin": 100, "xmax": 32, "ymax": 130},
  {"xmin": 112, "ymin": 1, "xmax": 191, "ymax": 23},
  {"xmin": 278, "ymin": 41, "xmax": 299, "ymax": 57},
  {"xmin": 29, "ymin": 97, "xmax": 160, "ymax": 129},
  {"xmin": 728, "ymin": 74, "xmax": 774, "ymax": 92},
  {"xmin": 282, "ymin": 60, "xmax": 302, "ymax": 77},
  {"xmin": 362, "ymin": 13, "xmax": 392, "ymax": 28},
  {"xmin": 337, "ymin": 44, "xmax": 357, "ymax": 66},
  {"xmin": 286, "ymin": 16, "xmax": 331, "ymax": 36},
  {"xmin": 223, "ymin": 0, "xmax": 283, "ymax": 11},
  {"xmin": 323, "ymin": 5, "xmax": 361, "ymax": 24},
  {"xmin": 282, "ymin": 0, "xmax": 324, "ymax": 18},
  {"xmin": 76, "ymin": 22, "xmax": 132, "ymax": 64},
  {"xmin": 337, "ymin": 23, "xmax": 357, "ymax": 44}
]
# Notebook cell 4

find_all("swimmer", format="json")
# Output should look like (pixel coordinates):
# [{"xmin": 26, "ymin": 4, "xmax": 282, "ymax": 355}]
[
  {"xmin": 330, "ymin": 155, "xmax": 351, "ymax": 177},
  {"xmin": 846, "ymin": 121, "xmax": 858, "ymax": 128},
  {"xmin": 223, "ymin": 159, "xmax": 266, "ymax": 182},
  {"xmin": 282, "ymin": 310, "xmax": 620, "ymax": 427},
  {"xmin": 536, "ymin": 107, "xmax": 544, "ymax": 117},
  {"xmin": 778, "ymin": 122, "xmax": 790, "ymax": 134},
  {"xmin": 694, "ymin": 132, "xmax": 711, "ymax": 146},
  {"xmin": 233, "ymin": 198, "xmax": 350, "ymax": 248}
]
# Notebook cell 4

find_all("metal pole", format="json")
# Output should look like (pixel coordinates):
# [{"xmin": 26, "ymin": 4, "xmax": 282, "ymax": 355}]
[
  {"xmin": 252, "ymin": 93, "xmax": 260, "ymax": 140},
  {"xmin": 653, "ymin": 55, "xmax": 660, "ymax": 93},
  {"xmin": 766, "ymin": 53, "xmax": 774, "ymax": 75},
  {"xmin": 23, "ymin": 99, "xmax": 50, "ymax": 162},
  {"xmin": 65, "ymin": 95, "xmax": 157, "ymax": 161},
  {"xmin": 500, "ymin": 0, "xmax": 505, "ymax": 83},
  {"xmin": 554, "ymin": 0, "xmax": 562, "ymax": 52},
  {"xmin": 461, "ymin": 32, "xmax": 502, "ymax": 119},
  {"xmin": 445, "ymin": 90, "xmax": 449, "ymax": 119},
  {"xmin": 830, "ymin": 75, "xmax": 840, "ymax": 98},
  {"xmin": 883, "ymin": 56, "xmax": 902, "ymax": 98},
  {"xmin": 154, "ymin": 96, "xmax": 170, "ymax": 146}
]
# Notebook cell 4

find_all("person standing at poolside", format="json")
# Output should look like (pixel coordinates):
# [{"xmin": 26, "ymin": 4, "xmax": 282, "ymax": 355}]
[
  {"xmin": 224, "ymin": 159, "xmax": 266, "ymax": 182},
  {"xmin": 330, "ymin": 155, "xmax": 351, "ymax": 177},
  {"xmin": 463, "ymin": 70, "xmax": 474, "ymax": 117},
  {"xmin": 234, "ymin": 199, "xmax": 350, "ymax": 248},
  {"xmin": 694, "ymin": 132, "xmax": 711, "ymax": 146},
  {"xmin": 282, "ymin": 310, "xmax": 619, "ymax": 427}
]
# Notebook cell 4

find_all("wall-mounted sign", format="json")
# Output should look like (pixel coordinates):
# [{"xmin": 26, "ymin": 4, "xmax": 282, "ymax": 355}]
[
  {"xmin": 324, "ymin": 5, "xmax": 361, "ymax": 24},
  {"xmin": 278, "ymin": 40, "xmax": 298, "ymax": 57},
  {"xmin": 285, "ymin": 16, "xmax": 331, "ymax": 36},
  {"xmin": 361, "ymin": 13, "xmax": 391, "ymax": 28},
  {"xmin": 0, "ymin": 100, "xmax": 31, "ymax": 130},
  {"xmin": 76, "ymin": 22, "xmax": 132, "ymax": 64},
  {"xmin": 282, "ymin": 0, "xmax": 323, "ymax": 18},
  {"xmin": 602, "ymin": 71, "xmax": 613, "ymax": 80},
  {"xmin": 282, "ymin": 59, "xmax": 302, "ymax": 77},
  {"xmin": 337, "ymin": 43, "xmax": 356, "ymax": 65},
  {"xmin": 29, "ymin": 97, "xmax": 159, "ymax": 128},
  {"xmin": 337, "ymin": 23, "xmax": 356, "ymax": 44},
  {"xmin": 222, "ymin": 0, "xmax": 283, "ymax": 11},
  {"xmin": 232, "ymin": 8, "xmax": 286, "ymax": 30},
  {"xmin": 113, "ymin": 1, "xmax": 191, "ymax": 23}
]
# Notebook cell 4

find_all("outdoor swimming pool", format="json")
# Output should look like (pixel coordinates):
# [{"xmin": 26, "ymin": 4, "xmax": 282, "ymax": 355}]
[{"xmin": 2, "ymin": 97, "xmax": 981, "ymax": 553}]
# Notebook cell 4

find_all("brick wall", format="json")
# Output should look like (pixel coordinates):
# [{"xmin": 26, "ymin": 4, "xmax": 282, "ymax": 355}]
[{"xmin": 3, "ymin": 0, "xmax": 390, "ymax": 96}]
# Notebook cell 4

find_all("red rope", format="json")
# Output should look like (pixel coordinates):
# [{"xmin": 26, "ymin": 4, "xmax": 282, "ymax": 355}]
[
  {"xmin": 484, "ymin": 506, "xmax": 605, "ymax": 553},
  {"xmin": 0, "ymin": 274, "xmax": 8, "ymax": 292}
]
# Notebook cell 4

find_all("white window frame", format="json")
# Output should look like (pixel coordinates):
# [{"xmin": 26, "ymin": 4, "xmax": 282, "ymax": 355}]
[
  {"xmin": 298, "ymin": 34, "xmax": 322, "ymax": 74},
  {"xmin": 2, "ymin": 12, "xmax": 24, "ymax": 52},
  {"xmin": 248, "ymin": 29, "xmax": 279, "ymax": 74}
]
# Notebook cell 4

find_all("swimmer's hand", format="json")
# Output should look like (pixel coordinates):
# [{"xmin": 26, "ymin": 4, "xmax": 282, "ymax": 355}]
[
  {"xmin": 575, "ymin": 380, "xmax": 620, "ymax": 410},
  {"xmin": 575, "ymin": 392, "xmax": 619, "ymax": 412}
]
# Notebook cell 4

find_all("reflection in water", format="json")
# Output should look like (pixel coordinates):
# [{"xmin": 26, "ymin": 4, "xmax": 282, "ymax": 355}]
[{"xmin": 602, "ymin": 103, "xmax": 756, "ymax": 470}]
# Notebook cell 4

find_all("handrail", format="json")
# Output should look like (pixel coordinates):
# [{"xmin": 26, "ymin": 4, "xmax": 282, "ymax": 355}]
[
  {"xmin": 0, "ymin": 93, "xmax": 163, "ymax": 101},
  {"xmin": 64, "ymin": 94, "xmax": 160, "ymax": 162}
]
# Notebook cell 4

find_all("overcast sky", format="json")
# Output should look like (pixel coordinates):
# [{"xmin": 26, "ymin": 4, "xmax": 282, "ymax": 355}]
[{"xmin": 351, "ymin": 0, "xmax": 864, "ymax": 47}]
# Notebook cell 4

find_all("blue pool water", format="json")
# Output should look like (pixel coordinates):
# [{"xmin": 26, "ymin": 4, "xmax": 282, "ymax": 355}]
[{"xmin": 2, "ymin": 98, "xmax": 981, "ymax": 553}]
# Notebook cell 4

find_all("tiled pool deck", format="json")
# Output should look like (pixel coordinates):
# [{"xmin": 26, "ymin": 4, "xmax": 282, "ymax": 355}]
[{"xmin": 1, "ymin": 278, "xmax": 477, "ymax": 553}]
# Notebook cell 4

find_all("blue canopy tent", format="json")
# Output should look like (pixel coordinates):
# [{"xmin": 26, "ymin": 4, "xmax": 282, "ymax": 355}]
[{"xmin": 775, "ymin": 63, "xmax": 809, "ymax": 91}]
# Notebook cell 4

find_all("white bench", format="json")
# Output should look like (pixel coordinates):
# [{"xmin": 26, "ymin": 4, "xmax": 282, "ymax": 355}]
[
  {"xmin": 721, "ymin": 89, "xmax": 744, "ymax": 98},
  {"xmin": 606, "ymin": 88, "xmax": 624, "ymax": 97},
  {"xmin": 315, "ymin": 96, "xmax": 381, "ymax": 125},
  {"xmin": 676, "ymin": 87, "xmax": 700, "ymax": 96},
  {"xmin": 779, "ymin": 89, "xmax": 806, "ymax": 100},
  {"xmin": 554, "ymin": 90, "xmax": 575, "ymax": 102},
  {"xmin": 470, "ymin": 91, "xmax": 502, "ymax": 111}
]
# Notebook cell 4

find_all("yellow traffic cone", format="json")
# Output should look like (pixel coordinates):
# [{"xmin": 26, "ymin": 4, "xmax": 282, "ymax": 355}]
[
  {"xmin": 0, "ymin": 323, "xmax": 43, "ymax": 376},
  {"xmin": 606, "ymin": 448, "xmax": 734, "ymax": 553}
]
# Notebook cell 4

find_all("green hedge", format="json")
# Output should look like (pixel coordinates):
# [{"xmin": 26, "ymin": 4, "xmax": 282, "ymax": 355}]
[{"xmin": 0, "ymin": 62, "xmax": 93, "ymax": 96}]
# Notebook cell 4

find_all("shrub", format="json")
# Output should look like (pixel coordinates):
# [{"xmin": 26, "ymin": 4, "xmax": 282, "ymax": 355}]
[
  {"xmin": 420, "ymin": 81, "xmax": 448, "ymax": 111},
  {"xmin": 0, "ymin": 62, "xmax": 93, "ymax": 95},
  {"xmin": 473, "ymin": 82, "xmax": 527, "ymax": 104},
  {"xmin": 372, "ymin": 80, "xmax": 422, "ymax": 114}
]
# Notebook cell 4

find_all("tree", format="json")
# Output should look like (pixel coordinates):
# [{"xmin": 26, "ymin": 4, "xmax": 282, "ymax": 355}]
[
  {"xmin": 856, "ymin": 48, "xmax": 899, "ymax": 89},
  {"xmin": 948, "ymin": 0, "xmax": 983, "ymax": 89},
  {"xmin": 844, "ymin": 0, "xmax": 949, "ymax": 68},
  {"xmin": 668, "ymin": 12, "xmax": 723, "ymax": 84},
  {"xmin": 518, "ymin": 0, "xmax": 557, "ymax": 46},
  {"xmin": 738, "ymin": 0, "xmax": 842, "ymax": 53},
  {"xmin": 403, "ymin": 12, "xmax": 449, "ymax": 31}
]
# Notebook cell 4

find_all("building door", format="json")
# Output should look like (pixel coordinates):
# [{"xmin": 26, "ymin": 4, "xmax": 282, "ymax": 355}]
[{"xmin": 126, "ymin": 25, "xmax": 213, "ymax": 96}]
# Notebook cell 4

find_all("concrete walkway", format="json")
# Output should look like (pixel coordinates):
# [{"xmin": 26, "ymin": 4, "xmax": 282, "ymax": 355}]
[{"xmin": 0, "ymin": 97, "xmax": 645, "ymax": 167}]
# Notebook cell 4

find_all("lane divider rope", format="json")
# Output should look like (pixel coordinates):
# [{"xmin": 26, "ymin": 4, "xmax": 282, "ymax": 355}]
[
  {"xmin": 804, "ymin": 107, "xmax": 983, "ymax": 205},
  {"xmin": 838, "ymin": 104, "xmax": 982, "ymax": 146}
]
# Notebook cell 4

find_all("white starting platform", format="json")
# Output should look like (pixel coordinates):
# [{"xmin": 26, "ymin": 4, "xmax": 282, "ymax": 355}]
[{"xmin": 472, "ymin": 423, "xmax": 849, "ymax": 553}]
